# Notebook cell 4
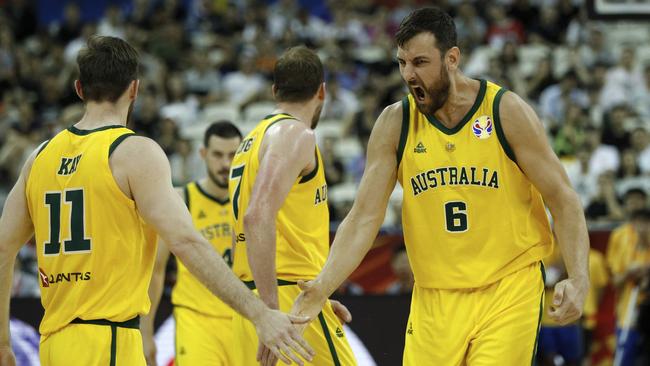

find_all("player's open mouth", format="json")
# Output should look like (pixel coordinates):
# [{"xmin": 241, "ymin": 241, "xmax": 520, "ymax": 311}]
[{"xmin": 413, "ymin": 86, "xmax": 426, "ymax": 102}]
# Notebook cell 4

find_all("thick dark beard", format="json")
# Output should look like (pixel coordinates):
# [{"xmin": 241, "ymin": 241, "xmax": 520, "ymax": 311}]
[
  {"xmin": 208, "ymin": 168, "xmax": 229, "ymax": 189},
  {"xmin": 311, "ymin": 103, "xmax": 323, "ymax": 129},
  {"xmin": 414, "ymin": 67, "xmax": 451, "ymax": 116}
]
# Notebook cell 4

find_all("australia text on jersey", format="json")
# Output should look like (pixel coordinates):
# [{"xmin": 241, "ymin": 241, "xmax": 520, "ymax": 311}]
[{"xmin": 410, "ymin": 166, "xmax": 499, "ymax": 196}]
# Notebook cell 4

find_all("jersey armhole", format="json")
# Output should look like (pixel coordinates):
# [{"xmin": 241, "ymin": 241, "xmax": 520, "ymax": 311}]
[
  {"xmin": 108, "ymin": 133, "xmax": 137, "ymax": 158},
  {"xmin": 396, "ymin": 96, "xmax": 410, "ymax": 166},
  {"xmin": 492, "ymin": 88, "xmax": 517, "ymax": 163},
  {"xmin": 299, "ymin": 149, "xmax": 319, "ymax": 184}
]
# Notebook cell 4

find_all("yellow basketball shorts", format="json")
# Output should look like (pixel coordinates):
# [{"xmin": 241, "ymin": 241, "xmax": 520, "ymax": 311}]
[
  {"xmin": 39, "ymin": 317, "xmax": 144, "ymax": 366},
  {"xmin": 173, "ymin": 306, "xmax": 233, "ymax": 366},
  {"xmin": 232, "ymin": 280, "xmax": 357, "ymax": 366},
  {"xmin": 404, "ymin": 262, "xmax": 545, "ymax": 366}
]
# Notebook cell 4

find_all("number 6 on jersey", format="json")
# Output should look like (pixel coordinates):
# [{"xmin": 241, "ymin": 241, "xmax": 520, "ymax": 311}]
[{"xmin": 444, "ymin": 201, "xmax": 468, "ymax": 233}]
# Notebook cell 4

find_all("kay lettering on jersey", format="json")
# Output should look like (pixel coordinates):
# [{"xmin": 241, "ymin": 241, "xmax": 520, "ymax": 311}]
[
  {"xmin": 410, "ymin": 166, "xmax": 499, "ymax": 196},
  {"xmin": 57, "ymin": 154, "xmax": 82, "ymax": 176},
  {"xmin": 314, "ymin": 184, "xmax": 328, "ymax": 205}
]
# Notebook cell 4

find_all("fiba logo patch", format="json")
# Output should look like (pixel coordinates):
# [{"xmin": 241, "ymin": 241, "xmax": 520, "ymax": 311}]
[{"xmin": 472, "ymin": 116, "xmax": 493, "ymax": 140}]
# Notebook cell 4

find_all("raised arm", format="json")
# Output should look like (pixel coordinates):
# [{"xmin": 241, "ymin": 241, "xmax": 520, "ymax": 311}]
[
  {"xmin": 244, "ymin": 121, "xmax": 316, "ymax": 310},
  {"xmin": 0, "ymin": 147, "xmax": 39, "ymax": 365},
  {"xmin": 500, "ymin": 91, "xmax": 589, "ymax": 325},
  {"xmin": 293, "ymin": 102, "xmax": 402, "ymax": 320},
  {"xmin": 111, "ymin": 136, "xmax": 313, "ymax": 365}
]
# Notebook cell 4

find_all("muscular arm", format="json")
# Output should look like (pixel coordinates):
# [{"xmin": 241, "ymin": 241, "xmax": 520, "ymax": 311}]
[
  {"xmin": 0, "ymin": 148, "xmax": 38, "ymax": 349},
  {"xmin": 112, "ymin": 137, "xmax": 269, "ymax": 322},
  {"xmin": 294, "ymin": 103, "xmax": 401, "ymax": 317},
  {"xmin": 244, "ymin": 122, "xmax": 316, "ymax": 309},
  {"xmin": 500, "ymin": 92, "xmax": 589, "ymax": 324}
]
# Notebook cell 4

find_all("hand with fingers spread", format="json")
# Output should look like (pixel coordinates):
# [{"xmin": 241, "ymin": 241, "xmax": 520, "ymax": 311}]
[
  {"xmin": 252, "ymin": 308, "xmax": 314, "ymax": 366},
  {"xmin": 548, "ymin": 277, "xmax": 589, "ymax": 325},
  {"xmin": 0, "ymin": 345, "xmax": 16, "ymax": 366}
]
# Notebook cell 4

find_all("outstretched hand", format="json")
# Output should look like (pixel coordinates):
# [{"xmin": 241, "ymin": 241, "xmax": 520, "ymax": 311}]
[
  {"xmin": 253, "ymin": 308, "xmax": 314, "ymax": 366},
  {"xmin": 291, "ymin": 280, "xmax": 329, "ymax": 323}
]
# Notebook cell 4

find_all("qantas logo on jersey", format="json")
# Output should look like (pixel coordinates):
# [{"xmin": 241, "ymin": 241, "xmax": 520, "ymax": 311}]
[
  {"xmin": 57, "ymin": 154, "xmax": 82, "ymax": 175},
  {"xmin": 38, "ymin": 268, "xmax": 91, "ymax": 287},
  {"xmin": 410, "ymin": 166, "xmax": 499, "ymax": 196}
]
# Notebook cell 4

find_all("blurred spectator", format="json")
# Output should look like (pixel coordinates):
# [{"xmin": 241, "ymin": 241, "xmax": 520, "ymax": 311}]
[
  {"xmin": 454, "ymin": 2, "xmax": 487, "ymax": 51},
  {"xmin": 321, "ymin": 77, "xmax": 359, "ymax": 121},
  {"xmin": 553, "ymin": 104, "xmax": 588, "ymax": 157},
  {"xmin": 183, "ymin": 49, "xmax": 223, "ymax": 103},
  {"xmin": 52, "ymin": 2, "xmax": 83, "ymax": 44},
  {"xmin": 539, "ymin": 70, "xmax": 588, "ymax": 128},
  {"xmin": 583, "ymin": 126, "xmax": 620, "ymax": 177},
  {"xmin": 343, "ymin": 88, "xmax": 380, "ymax": 138},
  {"xmin": 131, "ymin": 93, "xmax": 161, "ymax": 138},
  {"xmin": 485, "ymin": 4, "xmax": 525, "ymax": 49},
  {"xmin": 634, "ymin": 64, "xmax": 650, "ymax": 121},
  {"xmin": 170, "ymin": 138, "xmax": 200, "ymax": 186},
  {"xmin": 222, "ymin": 56, "xmax": 267, "ymax": 109},
  {"xmin": 98, "ymin": 4, "xmax": 126, "ymax": 39},
  {"xmin": 601, "ymin": 104, "xmax": 632, "ymax": 153},
  {"xmin": 606, "ymin": 208, "xmax": 650, "ymax": 366},
  {"xmin": 585, "ymin": 172, "xmax": 624, "ymax": 222},
  {"xmin": 621, "ymin": 188, "xmax": 648, "ymax": 220},
  {"xmin": 529, "ymin": 7, "xmax": 562, "ymax": 45},
  {"xmin": 601, "ymin": 47, "xmax": 644, "ymax": 111},
  {"xmin": 386, "ymin": 245, "xmax": 414, "ymax": 295},
  {"xmin": 582, "ymin": 249, "xmax": 610, "ymax": 360},
  {"xmin": 4, "ymin": 0, "xmax": 38, "ymax": 41},
  {"xmin": 577, "ymin": 28, "xmax": 616, "ymax": 69},
  {"xmin": 160, "ymin": 72, "xmax": 199, "ymax": 128},
  {"xmin": 631, "ymin": 127, "xmax": 650, "ymax": 174},
  {"xmin": 321, "ymin": 136, "xmax": 345, "ymax": 188},
  {"xmin": 563, "ymin": 147, "xmax": 598, "ymax": 208}
]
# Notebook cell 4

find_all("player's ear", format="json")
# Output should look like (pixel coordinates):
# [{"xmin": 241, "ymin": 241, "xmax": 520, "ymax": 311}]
[
  {"xmin": 446, "ymin": 47, "xmax": 461, "ymax": 72},
  {"xmin": 129, "ymin": 80, "xmax": 140, "ymax": 100},
  {"xmin": 317, "ymin": 82, "xmax": 325, "ymax": 101},
  {"xmin": 271, "ymin": 84, "xmax": 278, "ymax": 99},
  {"xmin": 199, "ymin": 146, "xmax": 207, "ymax": 160},
  {"xmin": 74, "ymin": 80, "xmax": 84, "ymax": 101}
]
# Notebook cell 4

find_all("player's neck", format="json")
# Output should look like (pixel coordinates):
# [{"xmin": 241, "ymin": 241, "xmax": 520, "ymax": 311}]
[
  {"xmin": 274, "ymin": 101, "xmax": 317, "ymax": 130},
  {"xmin": 434, "ymin": 74, "xmax": 479, "ymax": 128},
  {"xmin": 75, "ymin": 101, "xmax": 130, "ymax": 130},
  {"xmin": 198, "ymin": 177, "xmax": 229, "ymax": 201}
]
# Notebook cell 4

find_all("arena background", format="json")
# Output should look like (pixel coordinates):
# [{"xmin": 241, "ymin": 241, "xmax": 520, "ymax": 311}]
[{"xmin": 2, "ymin": 0, "xmax": 650, "ymax": 365}]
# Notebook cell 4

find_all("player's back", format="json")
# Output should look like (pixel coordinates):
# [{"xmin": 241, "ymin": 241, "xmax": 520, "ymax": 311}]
[
  {"xmin": 229, "ymin": 114, "xmax": 330, "ymax": 282},
  {"xmin": 26, "ymin": 125, "xmax": 156, "ymax": 335}
]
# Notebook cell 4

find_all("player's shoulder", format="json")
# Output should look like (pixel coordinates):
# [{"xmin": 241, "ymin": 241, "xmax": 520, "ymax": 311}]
[
  {"xmin": 109, "ymin": 135, "xmax": 168, "ymax": 170},
  {"xmin": 266, "ymin": 118, "xmax": 316, "ymax": 147}
]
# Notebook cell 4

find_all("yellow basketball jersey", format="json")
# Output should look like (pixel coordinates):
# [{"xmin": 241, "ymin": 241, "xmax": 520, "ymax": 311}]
[
  {"xmin": 172, "ymin": 181, "xmax": 234, "ymax": 318},
  {"xmin": 26, "ymin": 125, "xmax": 157, "ymax": 335},
  {"xmin": 397, "ymin": 80, "xmax": 553, "ymax": 289},
  {"xmin": 229, "ymin": 114, "xmax": 329, "ymax": 282}
]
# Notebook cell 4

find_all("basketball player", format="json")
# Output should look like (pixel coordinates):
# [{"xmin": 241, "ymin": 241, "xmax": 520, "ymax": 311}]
[
  {"xmin": 293, "ymin": 7, "xmax": 589, "ymax": 365},
  {"xmin": 0, "ymin": 36, "xmax": 313, "ymax": 366},
  {"xmin": 229, "ymin": 46, "xmax": 357, "ymax": 366},
  {"xmin": 141, "ymin": 121, "xmax": 242, "ymax": 366}
]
